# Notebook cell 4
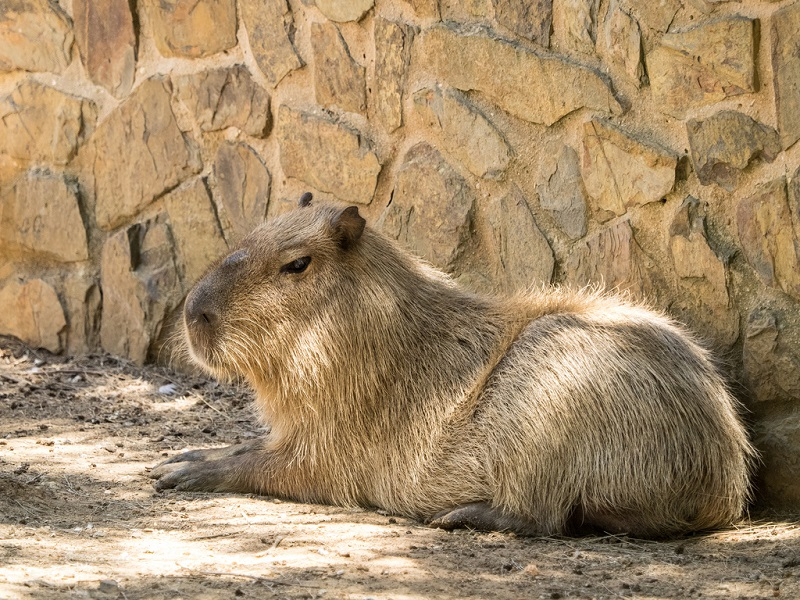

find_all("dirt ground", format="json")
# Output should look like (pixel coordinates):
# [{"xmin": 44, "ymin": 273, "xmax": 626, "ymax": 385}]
[{"xmin": 1, "ymin": 338, "xmax": 798, "ymax": 600}]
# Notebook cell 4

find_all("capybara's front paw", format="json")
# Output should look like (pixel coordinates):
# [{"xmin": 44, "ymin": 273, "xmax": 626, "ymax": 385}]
[
  {"xmin": 151, "ymin": 440, "xmax": 263, "ymax": 471},
  {"xmin": 151, "ymin": 458, "xmax": 241, "ymax": 493}
]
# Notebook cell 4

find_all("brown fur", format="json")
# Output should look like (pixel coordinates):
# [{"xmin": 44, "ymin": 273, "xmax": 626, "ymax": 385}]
[{"xmin": 152, "ymin": 200, "xmax": 755, "ymax": 538}]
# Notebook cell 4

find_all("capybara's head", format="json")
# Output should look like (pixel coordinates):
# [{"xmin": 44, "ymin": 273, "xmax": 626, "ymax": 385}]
[{"xmin": 183, "ymin": 194, "xmax": 368, "ymax": 384}]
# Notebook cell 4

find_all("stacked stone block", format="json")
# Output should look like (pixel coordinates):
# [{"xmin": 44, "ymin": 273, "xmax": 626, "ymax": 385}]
[{"xmin": 0, "ymin": 0, "xmax": 799, "ymax": 509}]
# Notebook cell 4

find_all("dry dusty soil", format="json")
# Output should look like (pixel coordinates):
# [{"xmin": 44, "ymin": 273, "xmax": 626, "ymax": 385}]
[{"xmin": 1, "ymin": 337, "xmax": 799, "ymax": 600}]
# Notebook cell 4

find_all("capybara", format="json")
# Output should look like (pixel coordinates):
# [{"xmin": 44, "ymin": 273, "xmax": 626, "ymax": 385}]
[{"xmin": 151, "ymin": 194, "xmax": 755, "ymax": 537}]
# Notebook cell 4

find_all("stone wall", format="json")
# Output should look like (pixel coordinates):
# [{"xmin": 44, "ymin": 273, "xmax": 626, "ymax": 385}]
[{"xmin": 1, "ymin": 0, "xmax": 799, "ymax": 510}]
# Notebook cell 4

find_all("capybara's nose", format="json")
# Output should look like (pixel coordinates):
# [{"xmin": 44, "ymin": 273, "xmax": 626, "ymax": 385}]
[{"xmin": 184, "ymin": 283, "xmax": 219, "ymax": 333}]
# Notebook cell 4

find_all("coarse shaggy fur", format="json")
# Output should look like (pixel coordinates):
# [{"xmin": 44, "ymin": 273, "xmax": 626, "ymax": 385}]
[{"xmin": 154, "ymin": 200, "xmax": 756, "ymax": 538}]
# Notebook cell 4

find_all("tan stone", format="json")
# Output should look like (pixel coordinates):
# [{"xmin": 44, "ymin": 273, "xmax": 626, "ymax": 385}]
[
  {"xmin": 416, "ymin": 25, "xmax": 620, "ymax": 126},
  {"xmin": 164, "ymin": 178, "xmax": 228, "ymax": 287},
  {"xmin": 486, "ymin": 190, "xmax": 554, "ymax": 291},
  {"xmin": 536, "ymin": 145, "xmax": 587, "ymax": 240},
  {"xmin": 564, "ymin": 219, "xmax": 653, "ymax": 297},
  {"xmin": 620, "ymin": 0, "xmax": 678, "ymax": 33},
  {"xmin": 0, "ymin": 278, "xmax": 66, "ymax": 353},
  {"xmin": 737, "ymin": 178, "xmax": 800, "ymax": 300},
  {"xmin": 241, "ymin": 0, "xmax": 303, "ymax": 87},
  {"xmin": 315, "ymin": 0, "xmax": 373, "ymax": 22},
  {"xmin": 744, "ymin": 306, "xmax": 800, "ymax": 403},
  {"xmin": 493, "ymin": 0, "xmax": 552, "ymax": 46},
  {"xmin": 378, "ymin": 143, "xmax": 473, "ymax": 270},
  {"xmin": 212, "ymin": 142, "xmax": 271, "ymax": 243},
  {"xmin": 405, "ymin": 0, "xmax": 440, "ymax": 18},
  {"xmin": 440, "ymin": 0, "xmax": 489, "ymax": 21},
  {"xmin": 596, "ymin": 1, "xmax": 645, "ymax": 86},
  {"xmin": 311, "ymin": 22, "xmax": 366, "ymax": 114},
  {"xmin": 771, "ymin": 2, "xmax": 800, "ymax": 149},
  {"xmin": 73, "ymin": 0, "xmax": 136, "ymax": 97},
  {"xmin": 0, "ymin": 169, "xmax": 88, "ymax": 262},
  {"xmin": 687, "ymin": 111, "xmax": 781, "ymax": 191},
  {"xmin": 413, "ymin": 86, "xmax": 511, "ymax": 179},
  {"xmin": 0, "ymin": 0, "xmax": 73, "ymax": 73},
  {"xmin": 173, "ymin": 66, "xmax": 271, "ymax": 137},
  {"xmin": 553, "ymin": 0, "xmax": 598, "ymax": 55},
  {"xmin": 0, "ymin": 81, "xmax": 96, "ymax": 165},
  {"xmin": 100, "ymin": 215, "xmax": 180, "ymax": 364},
  {"xmin": 89, "ymin": 77, "xmax": 202, "ymax": 230},
  {"xmin": 371, "ymin": 18, "xmax": 415, "ymax": 132},
  {"xmin": 277, "ymin": 106, "xmax": 380, "ymax": 205},
  {"xmin": 580, "ymin": 119, "xmax": 676, "ymax": 222},
  {"xmin": 144, "ymin": 0, "xmax": 236, "ymax": 59},
  {"xmin": 62, "ymin": 272, "xmax": 101, "ymax": 355},
  {"xmin": 647, "ymin": 17, "xmax": 757, "ymax": 118},
  {"xmin": 668, "ymin": 196, "xmax": 738, "ymax": 347}
]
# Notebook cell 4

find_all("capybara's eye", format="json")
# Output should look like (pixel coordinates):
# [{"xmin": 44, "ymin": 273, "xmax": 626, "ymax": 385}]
[{"xmin": 280, "ymin": 256, "xmax": 311, "ymax": 274}]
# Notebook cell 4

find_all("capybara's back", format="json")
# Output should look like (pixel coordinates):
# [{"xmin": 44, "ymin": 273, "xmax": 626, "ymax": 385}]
[
  {"xmin": 471, "ymin": 291, "xmax": 754, "ymax": 537},
  {"xmin": 152, "ymin": 199, "xmax": 755, "ymax": 538}
]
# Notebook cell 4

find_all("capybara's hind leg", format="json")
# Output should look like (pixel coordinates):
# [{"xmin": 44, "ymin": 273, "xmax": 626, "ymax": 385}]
[{"xmin": 428, "ymin": 503, "xmax": 539, "ymax": 534}]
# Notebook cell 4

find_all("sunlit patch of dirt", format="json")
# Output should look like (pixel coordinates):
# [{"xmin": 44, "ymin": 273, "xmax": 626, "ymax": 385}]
[{"xmin": 1, "ymin": 337, "xmax": 798, "ymax": 599}]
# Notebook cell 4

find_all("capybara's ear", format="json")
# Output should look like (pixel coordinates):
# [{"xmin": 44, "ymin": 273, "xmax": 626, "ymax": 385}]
[
  {"xmin": 298, "ymin": 192, "xmax": 313, "ymax": 208},
  {"xmin": 332, "ymin": 206, "xmax": 366, "ymax": 249}
]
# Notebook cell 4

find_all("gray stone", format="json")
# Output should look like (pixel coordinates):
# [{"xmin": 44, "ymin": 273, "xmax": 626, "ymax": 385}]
[
  {"xmin": 553, "ymin": 0, "xmax": 598, "ymax": 55},
  {"xmin": 371, "ymin": 18, "xmax": 415, "ymax": 133},
  {"xmin": 580, "ymin": 119, "xmax": 676, "ymax": 222},
  {"xmin": 164, "ymin": 178, "xmax": 228, "ymax": 287},
  {"xmin": 378, "ymin": 143, "xmax": 474, "ymax": 270},
  {"xmin": 771, "ymin": 2, "xmax": 800, "ymax": 149},
  {"xmin": 173, "ymin": 66, "xmax": 271, "ymax": 137},
  {"xmin": 687, "ymin": 111, "xmax": 781, "ymax": 191},
  {"xmin": 0, "ymin": 81, "xmax": 96, "ymax": 165},
  {"xmin": 212, "ymin": 142, "xmax": 271, "ymax": 243},
  {"xmin": 744, "ymin": 306, "xmax": 800, "ymax": 403},
  {"xmin": 737, "ymin": 178, "xmax": 800, "ymax": 300},
  {"xmin": 486, "ymin": 190, "xmax": 554, "ymax": 291},
  {"xmin": 647, "ymin": 17, "xmax": 757, "ymax": 118},
  {"xmin": 100, "ymin": 215, "xmax": 181, "ymax": 364},
  {"xmin": 536, "ymin": 145, "xmax": 587, "ymax": 239},
  {"xmin": 89, "ymin": 77, "xmax": 202, "ymax": 230},
  {"xmin": 277, "ymin": 106, "xmax": 380, "ymax": 205},
  {"xmin": 596, "ymin": 1, "xmax": 645, "ymax": 86},
  {"xmin": 416, "ymin": 24, "xmax": 621, "ymax": 126},
  {"xmin": 565, "ymin": 219, "xmax": 653, "ymax": 298},
  {"xmin": 668, "ymin": 196, "xmax": 738, "ymax": 347},
  {"xmin": 0, "ymin": 0, "xmax": 73, "ymax": 73},
  {"xmin": 493, "ymin": 0, "xmax": 552, "ymax": 46},
  {"xmin": 241, "ymin": 0, "xmax": 303, "ymax": 87},
  {"xmin": 144, "ymin": 0, "xmax": 236, "ymax": 58},
  {"xmin": 311, "ymin": 22, "xmax": 366, "ymax": 115},
  {"xmin": 315, "ymin": 0, "xmax": 373, "ymax": 22},
  {"xmin": 0, "ymin": 278, "xmax": 66, "ymax": 353},
  {"xmin": 73, "ymin": 0, "xmax": 136, "ymax": 97},
  {"xmin": 412, "ymin": 85, "xmax": 511, "ymax": 179},
  {"xmin": 752, "ymin": 407, "xmax": 800, "ymax": 511},
  {"xmin": 0, "ymin": 169, "xmax": 88, "ymax": 262}
]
